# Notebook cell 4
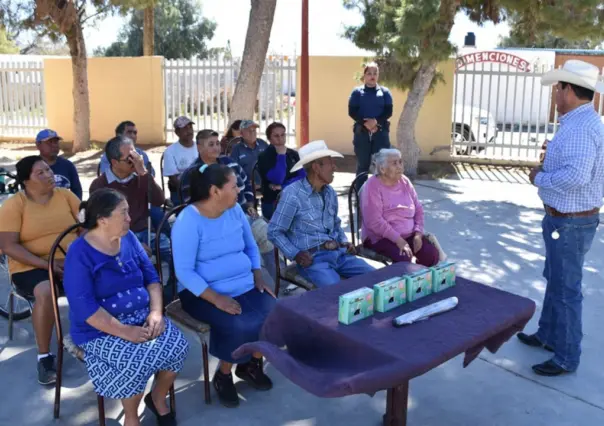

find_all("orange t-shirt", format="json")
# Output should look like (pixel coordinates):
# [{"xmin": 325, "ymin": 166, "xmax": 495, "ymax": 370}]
[{"xmin": 0, "ymin": 188, "xmax": 80, "ymax": 274}]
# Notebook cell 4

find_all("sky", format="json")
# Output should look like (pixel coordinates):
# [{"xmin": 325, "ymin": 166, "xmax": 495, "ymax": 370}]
[{"xmin": 84, "ymin": 0, "xmax": 511, "ymax": 57}]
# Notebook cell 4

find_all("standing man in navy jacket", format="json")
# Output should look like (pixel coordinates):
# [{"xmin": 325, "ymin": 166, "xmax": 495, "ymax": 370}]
[
  {"xmin": 348, "ymin": 62, "xmax": 393, "ymax": 190},
  {"xmin": 35, "ymin": 129, "xmax": 82, "ymax": 199}
]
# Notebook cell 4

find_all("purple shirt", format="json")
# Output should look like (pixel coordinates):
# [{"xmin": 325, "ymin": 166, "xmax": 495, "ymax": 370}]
[{"xmin": 360, "ymin": 175, "xmax": 424, "ymax": 244}]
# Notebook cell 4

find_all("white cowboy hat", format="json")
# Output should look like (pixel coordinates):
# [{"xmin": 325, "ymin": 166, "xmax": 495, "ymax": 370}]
[
  {"xmin": 291, "ymin": 140, "xmax": 343, "ymax": 172},
  {"xmin": 541, "ymin": 59, "xmax": 604, "ymax": 93}
]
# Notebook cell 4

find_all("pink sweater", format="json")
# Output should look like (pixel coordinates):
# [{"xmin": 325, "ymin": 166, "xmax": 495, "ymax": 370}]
[{"xmin": 360, "ymin": 175, "xmax": 424, "ymax": 244}]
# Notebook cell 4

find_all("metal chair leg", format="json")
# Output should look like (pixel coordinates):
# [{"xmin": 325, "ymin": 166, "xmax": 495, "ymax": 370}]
[
  {"xmin": 202, "ymin": 340, "xmax": 211, "ymax": 404},
  {"xmin": 274, "ymin": 249, "xmax": 281, "ymax": 297},
  {"xmin": 54, "ymin": 344, "xmax": 64, "ymax": 419},
  {"xmin": 97, "ymin": 395, "xmax": 106, "ymax": 426},
  {"xmin": 8, "ymin": 290, "xmax": 13, "ymax": 341},
  {"xmin": 169, "ymin": 384, "xmax": 176, "ymax": 414}
]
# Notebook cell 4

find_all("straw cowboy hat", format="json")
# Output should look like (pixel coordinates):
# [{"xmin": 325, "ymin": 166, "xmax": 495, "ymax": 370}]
[
  {"xmin": 541, "ymin": 59, "xmax": 604, "ymax": 93},
  {"xmin": 291, "ymin": 140, "xmax": 343, "ymax": 172}
]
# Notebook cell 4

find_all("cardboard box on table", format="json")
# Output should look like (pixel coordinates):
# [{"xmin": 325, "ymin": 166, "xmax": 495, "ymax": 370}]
[
  {"xmin": 432, "ymin": 262, "xmax": 456, "ymax": 293},
  {"xmin": 373, "ymin": 276, "xmax": 407, "ymax": 312},
  {"xmin": 405, "ymin": 269, "xmax": 433, "ymax": 302},
  {"xmin": 338, "ymin": 287, "xmax": 374, "ymax": 325}
]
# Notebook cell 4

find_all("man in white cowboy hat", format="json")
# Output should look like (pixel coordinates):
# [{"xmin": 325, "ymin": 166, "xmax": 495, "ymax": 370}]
[
  {"xmin": 517, "ymin": 60, "xmax": 604, "ymax": 376},
  {"xmin": 268, "ymin": 140, "xmax": 375, "ymax": 287}
]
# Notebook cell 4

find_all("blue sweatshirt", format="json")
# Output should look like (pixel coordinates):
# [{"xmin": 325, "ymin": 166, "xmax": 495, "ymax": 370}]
[
  {"xmin": 348, "ymin": 84, "xmax": 393, "ymax": 129},
  {"xmin": 257, "ymin": 145, "xmax": 305, "ymax": 204},
  {"xmin": 50, "ymin": 157, "xmax": 82, "ymax": 199},
  {"xmin": 172, "ymin": 204, "xmax": 261, "ymax": 298}
]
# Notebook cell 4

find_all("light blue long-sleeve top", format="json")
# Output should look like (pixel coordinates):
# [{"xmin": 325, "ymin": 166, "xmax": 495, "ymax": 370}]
[
  {"xmin": 535, "ymin": 102, "xmax": 604, "ymax": 213},
  {"xmin": 172, "ymin": 203, "xmax": 261, "ymax": 298}
]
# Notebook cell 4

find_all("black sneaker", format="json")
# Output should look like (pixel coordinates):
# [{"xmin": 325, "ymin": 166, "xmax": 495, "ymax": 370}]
[
  {"xmin": 37, "ymin": 355, "xmax": 57, "ymax": 385},
  {"xmin": 212, "ymin": 370, "xmax": 239, "ymax": 408},
  {"xmin": 235, "ymin": 358, "xmax": 273, "ymax": 391}
]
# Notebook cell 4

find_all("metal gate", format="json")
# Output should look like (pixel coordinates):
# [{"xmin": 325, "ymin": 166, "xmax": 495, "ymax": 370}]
[
  {"xmin": 451, "ymin": 61, "xmax": 604, "ymax": 162},
  {"xmin": 163, "ymin": 55, "xmax": 297, "ymax": 145},
  {"xmin": 0, "ymin": 55, "xmax": 47, "ymax": 138}
]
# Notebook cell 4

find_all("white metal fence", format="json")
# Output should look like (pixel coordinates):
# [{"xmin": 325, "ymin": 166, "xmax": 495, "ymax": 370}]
[
  {"xmin": 451, "ymin": 63, "xmax": 604, "ymax": 162},
  {"xmin": 163, "ymin": 55, "xmax": 297, "ymax": 145},
  {"xmin": 0, "ymin": 56, "xmax": 47, "ymax": 138}
]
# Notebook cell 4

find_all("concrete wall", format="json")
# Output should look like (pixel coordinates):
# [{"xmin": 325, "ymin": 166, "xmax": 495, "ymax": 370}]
[
  {"xmin": 303, "ymin": 56, "xmax": 455, "ymax": 161},
  {"xmin": 44, "ymin": 56, "xmax": 164, "ymax": 145}
]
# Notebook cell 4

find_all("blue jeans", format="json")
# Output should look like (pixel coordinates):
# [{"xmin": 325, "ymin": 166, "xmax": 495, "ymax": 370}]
[
  {"xmin": 535, "ymin": 213, "xmax": 599, "ymax": 371},
  {"xmin": 297, "ymin": 248, "xmax": 376, "ymax": 287},
  {"xmin": 133, "ymin": 229, "xmax": 171, "ymax": 261},
  {"xmin": 261, "ymin": 200, "xmax": 275, "ymax": 220},
  {"xmin": 353, "ymin": 126, "xmax": 391, "ymax": 190},
  {"xmin": 149, "ymin": 205, "xmax": 170, "ymax": 237}
]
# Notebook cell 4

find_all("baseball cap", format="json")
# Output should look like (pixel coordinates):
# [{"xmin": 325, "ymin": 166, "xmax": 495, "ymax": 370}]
[
  {"xmin": 35, "ymin": 129, "xmax": 62, "ymax": 144},
  {"xmin": 240, "ymin": 120, "xmax": 259, "ymax": 130},
  {"xmin": 173, "ymin": 116, "xmax": 195, "ymax": 129}
]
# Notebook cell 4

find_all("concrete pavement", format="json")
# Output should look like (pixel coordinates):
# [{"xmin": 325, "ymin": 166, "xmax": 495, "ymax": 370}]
[{"xmin": 1, "ymin": 148, "xmax": 603, "ymax": 425}]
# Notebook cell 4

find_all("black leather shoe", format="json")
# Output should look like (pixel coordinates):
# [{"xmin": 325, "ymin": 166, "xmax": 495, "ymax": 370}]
[
  {"xmin": 517, "ymin": 333, "xmax": 554, "ymax": 352},
  {"xmin": 235, "ymin": 357, "xmax": 273, "ymax": 391},
  {"xmin": 144, "ymin": 393, "xmax": 176, "ymax": 426},
  {"xmin": 532, "ymin": 359, "xmax": 571, "ymax": 376},
  {"xmin": 212, "ymin": 370, "xmax": 240, "ymax": 408}
]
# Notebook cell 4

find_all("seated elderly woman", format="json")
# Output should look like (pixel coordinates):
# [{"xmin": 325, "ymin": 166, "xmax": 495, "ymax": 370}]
[
  {"xmin": 256, "ymin": 122, "xmax": 306, "ymax": 220},
  {"xmin": 360, "ymin": 148, "xmax": 439, "ymax": 267},
  {"xmin": 0, "ymin": 155, "xmax": 80, "ymax": 386},
  {"xmin": 63, "ymin": 188, "xmax": 189, "ymax": 426},
  {"xmin": 172, "ymin": 164, "xmax": 276, "ymax": 409}
]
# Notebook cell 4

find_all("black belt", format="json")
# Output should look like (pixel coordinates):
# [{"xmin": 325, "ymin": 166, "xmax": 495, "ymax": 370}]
[
  {"xmin": 307, "ymin": 241, "xmax": 342, "ymax": 254},
  {"xmin": 544, "ymin": 205, "xmax": 599, "ymax": 218}
]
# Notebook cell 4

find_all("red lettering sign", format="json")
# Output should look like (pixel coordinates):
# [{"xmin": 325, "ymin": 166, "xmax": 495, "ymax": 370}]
[{"xmin": 456, "ymin": 51, "xmax": 531, "ymax": 72}]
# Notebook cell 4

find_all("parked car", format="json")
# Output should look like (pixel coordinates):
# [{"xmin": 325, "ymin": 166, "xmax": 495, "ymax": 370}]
[{"xmin": 452, "ymin": 104, "xmax": 498, "ymax": 155}]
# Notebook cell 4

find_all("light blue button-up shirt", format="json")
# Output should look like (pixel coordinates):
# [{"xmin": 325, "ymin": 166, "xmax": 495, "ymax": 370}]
[
  {"xmin": 267, "ymin": 178, "xmax": 347, "ymax": 260},
  {"xmin": 535, "ymin": 102, "xmax": 604, "ymax": 213}
]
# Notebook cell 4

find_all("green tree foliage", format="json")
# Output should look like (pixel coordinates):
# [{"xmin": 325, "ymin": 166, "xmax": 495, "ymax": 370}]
[
  {"xmin": 499, "ymin": 11, "xmax": 604, "ymax": 49},
  {"xmin": 343, "ymin": 0, "xmax": 604, "ymax": 175},
  {"xmin": 0, "ymin": 26, "xmax": 19, "ymax": 53},
  {"xmin": 95, "ymin": 0, "xmax": 216, "ymax": 59}
]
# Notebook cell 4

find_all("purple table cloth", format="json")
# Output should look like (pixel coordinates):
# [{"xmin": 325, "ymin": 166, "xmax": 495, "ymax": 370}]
[{"xmin": 233, "ymin": 262, "xmax": 536, "ymax": 398}]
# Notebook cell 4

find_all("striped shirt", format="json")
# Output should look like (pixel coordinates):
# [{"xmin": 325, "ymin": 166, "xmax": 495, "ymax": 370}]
[
  {"xmin": 535, "ymin": 103, "xmax": 604, "ymax": 213},
  {"xmin": 179, "ymin": 156, "xmax": 254, "ymax": 206},
  {"xmin": 267, "ymin": 178, "xmax": 347, "ymax": 260}
]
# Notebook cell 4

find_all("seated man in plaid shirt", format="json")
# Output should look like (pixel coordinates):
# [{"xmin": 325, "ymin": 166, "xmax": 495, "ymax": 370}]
[{"xmin": 268, "ymin": 140, "xmax": 375, "ymax": 287}]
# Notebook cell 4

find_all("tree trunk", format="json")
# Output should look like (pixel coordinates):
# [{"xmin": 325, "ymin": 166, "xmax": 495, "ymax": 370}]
[
  {"xmin": 65, "ymin": 21, "xmax": 90, "ymax": 152},
  {"xmin": 143, "ymin": 6, "xmax": 155, "ymax": 56},
  {"xmin": 397, "ymin": 62, "xmax": 437, "ymax": 177},
  {"xmin": 229, "ymin": 0, "xmax": 277, "ymax": 122}
]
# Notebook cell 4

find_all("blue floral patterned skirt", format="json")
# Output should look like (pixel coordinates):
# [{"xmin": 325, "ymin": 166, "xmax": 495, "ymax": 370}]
[{"xmin": 80, "ymin": 308, "xmax": 189, "ymax": 399}]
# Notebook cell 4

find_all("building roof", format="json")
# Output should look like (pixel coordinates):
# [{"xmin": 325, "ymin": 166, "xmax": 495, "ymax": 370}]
[{"xmin": 497, "ymin": 47, "xmax": 604, "ymax": 56}]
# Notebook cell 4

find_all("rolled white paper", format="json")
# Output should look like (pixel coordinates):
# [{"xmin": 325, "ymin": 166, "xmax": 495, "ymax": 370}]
[{"xmin": 392, "ymin": 297, "xmax": 459, "ymax": 327}]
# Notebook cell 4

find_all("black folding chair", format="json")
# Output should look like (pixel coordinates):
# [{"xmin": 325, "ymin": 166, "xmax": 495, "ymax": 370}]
[
  {"xmin": 271, "ymin": 193, "xmax": 315, "ymax": 296},
  {"xmin": 155, "ymin": 205, "xmax": 212, "ymax": 405},
  {"xmin": 49, "ymin": 224, "xmax": 176, "ymax": 424},
  {"xmin": 1, "ymin": 251, "xmax": 34, "ymax": 339},
  {"xmin": 348, "ymin": 172, "xmax": 393, "ymax": 266},
  {"xmin": 250, "ymin": 161, "xmax": 263, "ymax": 211}
]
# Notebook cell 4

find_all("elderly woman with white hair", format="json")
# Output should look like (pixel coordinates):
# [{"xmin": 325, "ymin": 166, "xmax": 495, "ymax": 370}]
[{"xmin": 360, "ymin": 148, "xmax": 439, "ymax": 267}]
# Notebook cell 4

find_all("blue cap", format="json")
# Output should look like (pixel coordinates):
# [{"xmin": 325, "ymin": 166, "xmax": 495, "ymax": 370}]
[{"xmin": 35, "ymin": 129, "xmax": 61, "ymax": 144}]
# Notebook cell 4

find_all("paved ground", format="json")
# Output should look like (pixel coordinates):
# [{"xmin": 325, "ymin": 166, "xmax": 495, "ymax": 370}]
[{"xmin": 1, "ymin": 144, "xmax": 603, "ymax": 425}]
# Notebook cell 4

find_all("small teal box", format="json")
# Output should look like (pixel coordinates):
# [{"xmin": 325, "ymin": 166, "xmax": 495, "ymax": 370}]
[
  {"xmin": 373, "ymin": 277, "xmax": 407, "ymax": 312},
  {"xmin": 432, "ymin": 262, "xmax": 456, "ymax": 292},
  {"xmin": 338, "ymin": 287, "xmax": 374, "ymax": 325},
  {"xmin": 405, "ymin": 269, "xmax": 433, "ymax": 302}
]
